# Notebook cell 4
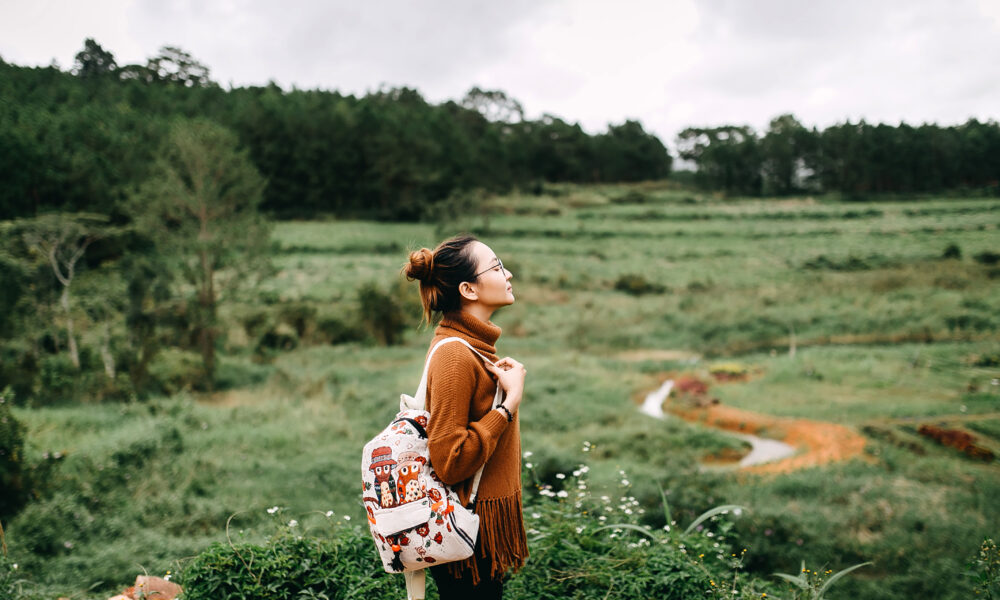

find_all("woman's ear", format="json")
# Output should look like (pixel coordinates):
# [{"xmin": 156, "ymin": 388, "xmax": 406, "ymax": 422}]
[{"xmin": 458, "ymin": 281, "xmax": 478, "ymax": 302}]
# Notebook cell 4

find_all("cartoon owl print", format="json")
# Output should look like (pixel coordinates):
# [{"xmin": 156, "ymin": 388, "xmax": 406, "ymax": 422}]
[
  {"xmin": 395, "ymin": 451, "xmax": 427, "ymax": 504},
  {"xmin": 368, "ymin": 446, "xmax": 398, "ymax": 508}
]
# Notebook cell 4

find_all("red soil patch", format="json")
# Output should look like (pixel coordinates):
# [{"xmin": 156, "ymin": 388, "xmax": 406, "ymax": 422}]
[
  {"xmin": 670, "ymin": 402, "xmax": 869, "ymax": 474},
  {"xmin": 917, "ymin": 425, "xmax": 996, "ymax": 461}
]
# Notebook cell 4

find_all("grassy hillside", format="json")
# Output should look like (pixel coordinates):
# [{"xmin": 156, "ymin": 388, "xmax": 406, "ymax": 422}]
[{"xmin": 6, "ymin": 183, "xmax": 1000, "ymax": 598}]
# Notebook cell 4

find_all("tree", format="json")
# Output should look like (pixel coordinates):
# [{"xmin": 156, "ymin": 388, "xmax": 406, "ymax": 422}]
[
  {"xmin": 677, "ymin": 125, "xmax": 762, "ymax": 195},
  {"xmin": 145, "ymin": 46, "xmax": 213, "ymax": 87},
  {"xmin": 130, "ymin": 118, "xmax": 270, "ymax": 389},
  {"xmin": 460, "ymin": 87, "xmax": 524, "ymax": 123},
  {"xmin": 72, "ymin": 38, "xmax": 117, "ymax": 78},
  {"xmin": 760, "ymin": 114, "xmax": 817, "ymax": 195},
  {"xmin": 21, "ymin": 214, "xmax": 108, "ymax": 369}
]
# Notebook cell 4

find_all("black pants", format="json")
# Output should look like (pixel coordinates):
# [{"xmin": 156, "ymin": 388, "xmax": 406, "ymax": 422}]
[{"xmin": 429, "ymin": 544, "xmax": 503, "ymax": 599}]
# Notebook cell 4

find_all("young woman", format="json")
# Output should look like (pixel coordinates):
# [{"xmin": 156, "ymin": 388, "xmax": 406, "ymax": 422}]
[{"xmin": 403, "ymin": 234, "xmax": 528, "ymax": 598}]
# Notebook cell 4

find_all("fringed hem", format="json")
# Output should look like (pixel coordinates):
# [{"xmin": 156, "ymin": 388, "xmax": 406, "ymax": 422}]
[{"xmin": 446, "ymin": 493, "xmax": 529, "ymax": 586}]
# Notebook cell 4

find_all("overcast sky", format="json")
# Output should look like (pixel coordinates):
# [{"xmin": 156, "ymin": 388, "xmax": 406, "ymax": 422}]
[{"xmin": 3, "ymin": 0, "xmax": 1000, "ymax": 148}]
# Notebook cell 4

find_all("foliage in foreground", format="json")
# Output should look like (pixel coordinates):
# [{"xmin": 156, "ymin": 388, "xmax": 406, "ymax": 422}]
[{"xmin": 173, "ymin": 464, "xmax": 872, "ymax": 600}]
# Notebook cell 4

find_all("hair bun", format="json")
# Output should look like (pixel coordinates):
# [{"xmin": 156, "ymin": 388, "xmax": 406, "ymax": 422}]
[{"xmin": 405, "ymin": 248, "xmax": 435, "ymax": 282}]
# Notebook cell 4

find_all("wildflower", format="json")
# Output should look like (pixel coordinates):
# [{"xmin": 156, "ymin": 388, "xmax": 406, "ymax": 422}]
[
  {"xmin": 582, "ymin": 441, "xmax": 592, "ymax": 452},
  {"xmin": 557, "ymin": 490, "xmax": 569, "ymax": 498},
  {"xmin": 532, "ymin": 512, "xmax": 541, "ymax": 519},
  {"xmin": 601, "ymin": 495, "xmax": 610, "ymax": 502},
  {"xmin": 343, "ymin": 515, "xmax": 351, "ymax": 521},
  {"xmin": 64, "ymin": 541, "xmax": 73, "ymax": 549},
  {"xmin": 326, "ymin": 510, "xmax": 334, "ymax": 517},
  {"xmin": 621, "ymin": 479, "xmax": 630, "ymax": 486},
  {"xmin": 556, "ymin": 473, "xmax": 566, "ymax": 479},
  {"xmin": 523, "ymin": 451, "xmax": 533, "ymax": 458},
  {"xmin": 525, "ymin": 462, "xmax": 533, "ymax": 469},
  {"xmin": 12, "ymin": 564, "xmax": 17, "ymax": 570},
  {"xmin": 267, "ymin": 506, "xmax": 280, "ymax": 514},
  {"xmin": 288, "ymin": 520, "xmax": 298, "ymax": 527},
  {"xmin": 576, "ymin": 526, "xmax": 585, "ymax": 534}
]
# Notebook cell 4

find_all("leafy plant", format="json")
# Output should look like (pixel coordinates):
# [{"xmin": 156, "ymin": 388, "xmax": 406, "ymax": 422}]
[{"xmin": 773, "ymin": 560, "xmax": 872, "ymax": 600}]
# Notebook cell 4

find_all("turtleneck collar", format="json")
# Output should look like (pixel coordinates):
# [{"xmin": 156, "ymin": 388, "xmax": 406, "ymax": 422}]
[{"xmin": 436, "ymin": 310, "xmax": 502, "ymax": 355}]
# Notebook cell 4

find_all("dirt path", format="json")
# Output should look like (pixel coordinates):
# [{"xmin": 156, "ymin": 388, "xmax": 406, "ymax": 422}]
[{"xmin": 670, "ymin": 402, "xmax": 869, "ymax": 474}]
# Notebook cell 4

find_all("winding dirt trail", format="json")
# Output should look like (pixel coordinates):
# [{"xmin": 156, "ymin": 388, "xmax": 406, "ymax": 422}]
[{"xmin": 670, "ymin": 402, "xmax": 870, "ymax": 474}]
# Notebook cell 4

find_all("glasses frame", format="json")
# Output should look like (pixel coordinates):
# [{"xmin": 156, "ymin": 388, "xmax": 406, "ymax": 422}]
[{"xmin": 473, "ymin": 258, "xmax": 506, "ymax": 279}]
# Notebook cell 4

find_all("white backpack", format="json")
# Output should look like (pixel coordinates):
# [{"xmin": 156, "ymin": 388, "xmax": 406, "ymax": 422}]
[{"xmin": 360, "ymin": 337, "xmax": 502, "ymax": 600}]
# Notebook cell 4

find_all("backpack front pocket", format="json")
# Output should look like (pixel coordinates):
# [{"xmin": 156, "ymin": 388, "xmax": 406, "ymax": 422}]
[{"xmin": 373, "ymin": 498, "xmax": 432, "ymax": 536}]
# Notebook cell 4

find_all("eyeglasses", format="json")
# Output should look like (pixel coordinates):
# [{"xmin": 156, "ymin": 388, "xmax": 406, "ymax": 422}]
[{"xmin": 473, "ymin": 258, "xmax": 507, "ymax": 279}]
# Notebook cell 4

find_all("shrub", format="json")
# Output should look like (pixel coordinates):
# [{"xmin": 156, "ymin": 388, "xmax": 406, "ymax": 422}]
[
  {"xmin": 942, "ymin": 243, "xmax": 962, "ymax": 259},
  {"xmin": 356, "ymin": 282, "xmax": 408, "ymax": 346},
  {"xmin": 973, "ymin": 250, "xmax": 1000, "ymax": 265},
  {"xmin": 0, "ymin": 388, "xmax": 27, "ymax": 520},
  {"xmin": 315, "ymin": 315, "xmax": 366, "ymax": 345},
  {"xmin": 614, "ymin": 274, "xmax": 667, "ymax": 296},
  {"xmin": 611, "ymin": 190, "xmax": 650, "ymax": 204},
  {"xmin": 180, "ymin": 524, "xmax": 403, "ymax": 600}
]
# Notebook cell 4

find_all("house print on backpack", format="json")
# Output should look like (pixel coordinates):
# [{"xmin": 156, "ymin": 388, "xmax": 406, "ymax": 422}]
[{"xmin": 369, "ymin": 446, "xmax": 397, "ymax": 508}]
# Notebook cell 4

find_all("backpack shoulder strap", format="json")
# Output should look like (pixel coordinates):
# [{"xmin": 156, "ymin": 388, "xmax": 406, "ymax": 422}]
[{"xmin": 412, "ymin": 336, "xmax": 494, "ymax": 410}]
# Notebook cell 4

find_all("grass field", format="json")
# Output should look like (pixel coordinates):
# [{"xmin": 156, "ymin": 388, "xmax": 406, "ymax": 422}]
[{"xmin": 6, "ymin": 184, "xmax": 1000, "ymax": 598}]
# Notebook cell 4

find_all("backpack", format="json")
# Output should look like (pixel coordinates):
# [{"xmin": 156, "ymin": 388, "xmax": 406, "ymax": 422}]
[{"xmin": 361, "ymin": 337, "xmax": 502, "ymax": 600}]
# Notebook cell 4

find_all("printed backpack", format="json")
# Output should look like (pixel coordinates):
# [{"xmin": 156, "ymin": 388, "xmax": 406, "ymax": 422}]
[{"xmin": 361, "ymin": 337, "xmax": 501, "ymax": 599}]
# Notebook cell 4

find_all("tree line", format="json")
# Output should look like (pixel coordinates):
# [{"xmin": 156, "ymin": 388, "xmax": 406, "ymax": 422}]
[
  {"xmin": 0, "ymin": 39, "xmax": 671, "ymax": 222},
  {"xmin": 677, "ymin": 114, "xmax": 1000, "ymax": 197}
]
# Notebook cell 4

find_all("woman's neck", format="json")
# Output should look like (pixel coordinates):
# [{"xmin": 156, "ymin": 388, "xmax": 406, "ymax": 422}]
[{"xmin": 461, "ymin": 304, "xmax": 494, "ymax": 324}]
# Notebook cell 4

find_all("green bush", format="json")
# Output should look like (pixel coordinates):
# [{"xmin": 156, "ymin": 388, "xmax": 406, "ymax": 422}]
[
  {"xmin": 942, "ymin": 243, "xmax": 962, "ymax": 259},
  {"xmin": 356, "ymin": 282, "xmax": 408, "ymax": 346},
  {"xmin": 0, "ymin": 388, "xmax": 27, "ymax": 520},
  {"xmin": 614, "ymin": 274, "xmax": 667, "ymax": 296},
  {"xmin": 180, "ymin": 525, "xmax": 403, "ymax": 600},
  {"xmin": 974, "ymin": 250, "xmax": 1000, "ymax": 265}
]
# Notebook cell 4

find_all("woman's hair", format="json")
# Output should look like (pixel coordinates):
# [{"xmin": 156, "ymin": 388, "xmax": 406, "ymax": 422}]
[{"xmin": 403, "ymin": 234, "xmax": 480, "ymax": 324}]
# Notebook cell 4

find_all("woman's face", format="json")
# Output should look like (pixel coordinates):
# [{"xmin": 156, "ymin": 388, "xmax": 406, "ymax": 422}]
[{"xmin": 467, "ymin": 241, "xmax": 514, "ymax": 308}]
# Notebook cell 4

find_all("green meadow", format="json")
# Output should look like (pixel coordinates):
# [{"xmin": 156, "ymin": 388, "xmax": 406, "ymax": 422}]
[{"xmin": 6, "ymin": 184, "xmax": 1000, "ymax": 598}]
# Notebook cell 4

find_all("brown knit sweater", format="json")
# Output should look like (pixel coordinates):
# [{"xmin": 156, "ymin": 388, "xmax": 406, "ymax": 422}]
[{"xmin": 425, "ymin": 311, "xmax": 528, "ymax": 583}]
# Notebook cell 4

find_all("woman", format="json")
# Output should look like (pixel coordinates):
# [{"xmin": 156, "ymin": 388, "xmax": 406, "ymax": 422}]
[{"xmin": 403, "ymin": 234, "xmax": 528, "ymax": 598}]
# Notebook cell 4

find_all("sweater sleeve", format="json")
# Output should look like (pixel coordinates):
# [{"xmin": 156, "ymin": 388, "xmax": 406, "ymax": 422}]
[{"xmin": 425, "ymin": 343, "xmax": 509, "ymax": 486}]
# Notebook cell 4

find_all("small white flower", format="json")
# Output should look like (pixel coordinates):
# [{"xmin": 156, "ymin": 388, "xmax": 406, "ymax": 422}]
[
  {"xmin": 732, "ymin": 508, "xmax": 742, "ymax": 516},
  {"xmin": 11, "ymin": 564, "xmax": 17, "ymax": 570},
  {"xmin": 621, "ymin": 479, "xmax": 630, "ymax": 486},
  {"xmin": 557, "ymin": 490, "xmax": 569, "ymax": 498},
  {"xmin": 575, "ymin": 526, "xmax": 585, "ymax": 534},
  {"xmin": 288, "ymin": 520, "xmax": 298, "ymax": 527},
  {"xmin": 64, "ymin": 541, "xmax": 73, "ymax": 549},
  {"xmin": 572, "ymin": 470, "xmax": 581, "ymax": 477},
  {"xmin": 532, "ymin": 512, "xmax": 541, "ymax": 519},
  {"xmin": 164, "ymin": 574, "xmax": 171, "ymax": 581},
  {"xmin": 706, "ymin": 531, "xmax": 714, "ymax": 538},
  {"xmin": 267, "ymin": 506, "xmax": 280, "ymax": 514},
  {"xmin": 326, "ymin": 511, "xmax": 334, "ymax": 517},
  {"xmin": 598, "ymin": 516, "xmax": 607, "ymax": 521},
  {"xmin": 525, "ymin": 462, "xmax": 533, "ymax": 469},
  {"xmin": 343, "ymin": 515, "xmax": 351, "ymax": 521},
  {"xmin": 601, "ymin": 495, "xmax": 610, "ymax": 502},
  {"xmin": 624, "ymin": 508, "xmax": 633, "ymax": 515},
  {"xmin": 523, "ymin": 451, "xmax": 533, "ymax": 458},
  {"xmin": 556, "ymin": 473, "xmax": 566, "ymax": 479}
]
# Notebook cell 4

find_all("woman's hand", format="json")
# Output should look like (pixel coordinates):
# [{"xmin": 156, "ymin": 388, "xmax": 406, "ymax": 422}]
[{"xmin": 483, "ymin": 357, "xmax": 526, "ymax": 414}]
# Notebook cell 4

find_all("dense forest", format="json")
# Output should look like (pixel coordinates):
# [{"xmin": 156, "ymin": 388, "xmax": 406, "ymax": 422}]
[
  {"xmin": 3, "ymin": 39, "xmax": 999, "ymax": 226},
  {"xmin": 0, "ymin": 39, "xmax": 671, "ymax": 222}
]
